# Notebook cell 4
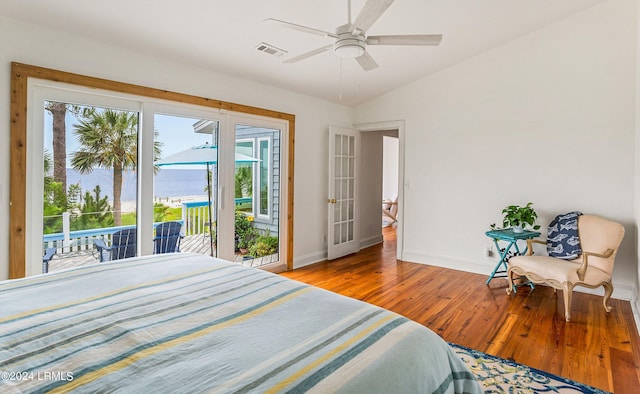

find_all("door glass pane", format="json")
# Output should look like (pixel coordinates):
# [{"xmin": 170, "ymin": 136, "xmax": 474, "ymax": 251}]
[
  {"xmin": 259, "ymin": 139, "xmax": 269, "ymax": 216},
  {"xmin": 235, "ymin": 140, "xmax": 254, "ymax": 215},
  {"xmin": 153, "ymin": 115, "xmax": 218, "ymax": 257},
  {"xmin": 341, "ymin": 180, "xmax": 349, "ymax": 199},
  {"xmin": 42, "ymin": 102, "xmax": 139, "ymax": 273},
  {"xmin": 342, "ymin": 157, "xmax": 349, "ymax": 177},
  {"xmin": 341, "ymin": 201, "xmax": 348, "ymax": 221},
  {"xmin": 235, "ymin": 124, "xmax": 281, "ymax": 267}
]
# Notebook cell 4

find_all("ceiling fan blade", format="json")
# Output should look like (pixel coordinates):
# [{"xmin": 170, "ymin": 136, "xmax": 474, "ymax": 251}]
[
  {"xmin": 366, "ymin": 34, "xmax": 443, "ymax": 46},
  {"xmin": 352, "ymin": 0, "xmax": 395, "ymax": 33},
  {"xmin": 284, "ymin": 44, "xmax": 334, "ymax": 63},
  {"xmin": 355, "ymin": 51, "xmax": 379, "ymax": 71},
  {"xmin": 264, "ymin": 18, "xmax": 337, "ymax": 38}
]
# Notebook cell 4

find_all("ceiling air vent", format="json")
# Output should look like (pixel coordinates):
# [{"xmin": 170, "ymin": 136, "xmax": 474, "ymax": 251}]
[{"xmin": 256, "ymin": 42, "xmax": 287, "ymax": 57}]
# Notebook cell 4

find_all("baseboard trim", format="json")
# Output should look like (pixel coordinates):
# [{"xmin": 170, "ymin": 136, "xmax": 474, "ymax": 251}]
[
  {"xmin": 631, "ymin": 288, "xmax": 640, "ymax": 336},
  {"xmin": 293, "ymin": 251, "xmax": 326, "ymax": 269},
  {"xmin": 402, "ymin": 251, "xmax": 489, "ymax": 276},
  {"xmin": 360, "ymin": 234, "xmax": 383, "ymax": 250},
  {"xmin": 293, "ymin": 234, "xmax": 383, "ymax": 270},
  {"xmin": 402, "ymin": 250, "xmax": 634, "ymax": 301}
]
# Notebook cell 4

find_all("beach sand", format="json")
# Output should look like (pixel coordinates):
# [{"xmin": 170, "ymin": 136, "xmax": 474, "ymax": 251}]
[{"xmin": 117, "ymin": 195, "xmax": 208, "ymax": 213}]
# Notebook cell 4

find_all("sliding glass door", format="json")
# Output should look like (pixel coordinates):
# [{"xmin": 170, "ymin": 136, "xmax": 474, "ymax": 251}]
[
  {"xmin": 35, "ymin": 86, "xmax": 141, "ymax": 274},
  {"xmin": 151, "ymin": 111, "xmax": 220, "ymax": 258},
  {"xmin": 29, "ymin": 82, "xmax": 288, "ymax": 275},
  {"xmin": 232, "ymin": 120, "xmax": 282, "ymax": 268}
]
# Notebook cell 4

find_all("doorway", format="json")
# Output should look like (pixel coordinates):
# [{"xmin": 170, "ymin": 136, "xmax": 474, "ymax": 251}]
[
  {"xmin": 356, "ymin": 121, "xmax": 404, "ymax": 261},
  {"xmin": 382, "ymin": 134, "xmax": 399, "ymax": 229}
]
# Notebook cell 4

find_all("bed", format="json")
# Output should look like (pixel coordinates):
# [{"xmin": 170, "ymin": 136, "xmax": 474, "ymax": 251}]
[{"xmin": 0, "ymin": 253, "xmax": 481, "ymax": 393}]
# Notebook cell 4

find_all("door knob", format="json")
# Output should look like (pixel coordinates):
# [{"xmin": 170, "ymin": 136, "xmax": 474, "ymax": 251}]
[{"xmin": 328, "ymin": 199, "xmax": 337, "ymax": 204}]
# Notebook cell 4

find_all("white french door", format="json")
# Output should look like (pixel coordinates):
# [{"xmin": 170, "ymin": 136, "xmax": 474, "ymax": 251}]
[{"xmin": 327, "ymin": 126, "xmax": 360, "ymax": 260}]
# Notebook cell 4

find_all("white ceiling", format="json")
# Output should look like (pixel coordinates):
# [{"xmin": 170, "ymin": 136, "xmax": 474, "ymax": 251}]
[{"xmin": 1, "ymin": 0, "xmax": 603, "ymax": 106}]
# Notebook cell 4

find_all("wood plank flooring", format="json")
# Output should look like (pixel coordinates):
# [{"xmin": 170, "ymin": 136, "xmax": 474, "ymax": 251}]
[{"xmin": 281, "ymin": 227, "xmax": 640, "ymax": 392}]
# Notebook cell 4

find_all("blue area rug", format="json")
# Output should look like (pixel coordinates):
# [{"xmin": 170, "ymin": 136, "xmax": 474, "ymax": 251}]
[{"xmin": 449, "ymin": 343, "xmax": 610, "ymax": 393}]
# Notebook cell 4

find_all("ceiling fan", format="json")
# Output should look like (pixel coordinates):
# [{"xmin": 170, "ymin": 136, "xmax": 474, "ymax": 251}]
[{"xmin": 264, "ymin": 0, "xmax": 442, "ymax": 71}]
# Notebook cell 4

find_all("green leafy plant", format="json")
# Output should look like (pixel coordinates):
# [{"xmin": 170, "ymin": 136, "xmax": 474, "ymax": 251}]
[
  {"xmin": 490, "ymin": 202, "xmax": 541, "ymax": 231},
  {"xmin": 235, "ymin": 210, "xmax": 257, "ymax": 251},
  {"xmin": 248, "ymin": 235, "xmax": 279, "ymax": 258}
]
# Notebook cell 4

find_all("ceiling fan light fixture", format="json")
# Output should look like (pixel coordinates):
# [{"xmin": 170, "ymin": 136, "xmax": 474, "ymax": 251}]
[{"xmin": 334, "ymin": 33, "xmax": 365, "ymax": 58}]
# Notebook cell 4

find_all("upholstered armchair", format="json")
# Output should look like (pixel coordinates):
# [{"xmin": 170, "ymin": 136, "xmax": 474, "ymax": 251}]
[
  {"xmin": 382, "ymin": 193, "xmax": 398, "ymax": 224},
  {"xmin": 507, "ymin": 215, "xmax": 624, "ymax": 322}
]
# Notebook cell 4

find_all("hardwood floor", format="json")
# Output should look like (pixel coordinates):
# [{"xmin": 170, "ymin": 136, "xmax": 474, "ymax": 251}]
[{"xmin": 281, "ymin": 226, "xmax": 640, "ymax": 392}]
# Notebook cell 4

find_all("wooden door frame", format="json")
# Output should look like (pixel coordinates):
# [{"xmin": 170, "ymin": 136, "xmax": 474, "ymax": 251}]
[{"xmin": 9, "ymin": 62, "xmax": 295, "ymax": 278}]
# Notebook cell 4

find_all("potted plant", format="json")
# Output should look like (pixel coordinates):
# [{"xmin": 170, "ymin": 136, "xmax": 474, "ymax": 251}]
[
  {"xmin": 235, "ymin": 210, "xmax": 257, "ymax": 253},
  {"xmin": 490, "ymin": 202, "xmax": 541, "ymax": 233}
]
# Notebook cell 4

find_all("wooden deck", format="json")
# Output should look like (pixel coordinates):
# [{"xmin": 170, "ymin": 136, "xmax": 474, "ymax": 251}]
[{"xmin": 46, "ymin": 233, "xmax": 278, "ymax": 272}]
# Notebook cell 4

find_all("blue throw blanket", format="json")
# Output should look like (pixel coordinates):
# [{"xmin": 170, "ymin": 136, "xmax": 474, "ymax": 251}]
[{"xmin": 547, "ymin": 211, "xmax": 582, "ymax": 259}]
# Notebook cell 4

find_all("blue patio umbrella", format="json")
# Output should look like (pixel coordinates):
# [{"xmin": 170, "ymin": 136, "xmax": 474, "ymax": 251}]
[{"xmin": 155, "ymin": 143, "xmax": 258, "ymax": 256}]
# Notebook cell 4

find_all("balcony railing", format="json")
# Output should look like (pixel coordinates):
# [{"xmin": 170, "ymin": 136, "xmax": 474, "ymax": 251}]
[{"xmin": 43, "ymin": 198, "xmax": 255, "ymax": 252}]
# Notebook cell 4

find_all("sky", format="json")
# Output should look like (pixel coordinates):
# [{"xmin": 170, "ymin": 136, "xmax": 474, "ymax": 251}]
[{"xmin": 44, "ymin": 106, "xmax": 214, "ymax": 168}]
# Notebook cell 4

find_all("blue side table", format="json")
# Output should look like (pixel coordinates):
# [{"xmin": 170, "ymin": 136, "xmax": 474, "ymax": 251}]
[{"xmin": 484, "ymin": 228, "xmax": 541, "ymax": 284}]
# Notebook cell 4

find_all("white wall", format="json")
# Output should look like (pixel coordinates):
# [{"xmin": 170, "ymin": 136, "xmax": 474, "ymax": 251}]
[
  {"xmin": 0, "ymin": 16, "xmax": 354, "ymax": 279},
  {"xmin": 355, "ymin": 0, "xmax": 638, "ymax": 300},
  {"xmin": 383, "ymin": 136, "xmax": 399, "ymax": 201},
  {"xmin": 634, "ymin": 0, "xmax": 640, "ymax": 324},
  {"xmin": 359, "ymin": 132, "xmax": 384, "ymax": 248}
]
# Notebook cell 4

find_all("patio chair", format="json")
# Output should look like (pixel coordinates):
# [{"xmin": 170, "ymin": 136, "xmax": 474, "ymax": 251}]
[
  {"xmin": 153, "ymin": 221, "xmax": 183, "ymax": 254},
  {"xmin": 94, "ymin": 228, "xmax": 137, "ymax": 262},
  {"xmin": 42, "ymin": 247, "xmax": 57, "ymax": 274}
]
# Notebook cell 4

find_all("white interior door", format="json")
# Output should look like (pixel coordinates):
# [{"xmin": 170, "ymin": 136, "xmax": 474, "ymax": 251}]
[{"xmin": 327, "ymin": 126, "xmax": 359, "ymax": 260}]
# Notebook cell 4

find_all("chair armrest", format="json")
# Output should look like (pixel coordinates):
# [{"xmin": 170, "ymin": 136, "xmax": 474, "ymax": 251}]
[
  {"xmin": 43, "ymin": 247, "xmax": 57, "ymax": 262},
  {"xmin": 525, "ymin": 239, "xmax": 547, "ymax": 255},
  {"xmin": 42, "ymin": 247, "xmax": 57, "ymax": 274},
  {"xmin": 93, "ymin": 239, "xmax": 112, "ymax": 262},
  {"xmin": 576, "ymin": 248, "xmax": 614, "ymax": 281},
  {"xmin": 93, "ymin": 238, "xmax": 109, "ymax": 252}
]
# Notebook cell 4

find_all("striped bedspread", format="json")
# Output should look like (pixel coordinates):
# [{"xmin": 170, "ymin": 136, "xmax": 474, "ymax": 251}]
[{"xmin": 0, "ymin": 253, "xmax": 481, "ymax": 393}]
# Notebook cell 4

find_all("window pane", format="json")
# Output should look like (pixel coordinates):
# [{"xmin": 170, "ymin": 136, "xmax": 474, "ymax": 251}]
[
  {"xmin": 235, "ymin": 124, "xmax": 280, "ymax": 268},
  {"xmin": 259, "ymin": 139, "xmax": 269, "ymax": 216},
  {"xmin": 153, "ymin": 114, "xmax": 218, "ymax": 257},
  {"xmin": 235, "ymin": 140, "xmax": 254, "ymax": 215},
  {"xmin": 43, "ymin": 102, "xmax": 139, "ymax": 272}
]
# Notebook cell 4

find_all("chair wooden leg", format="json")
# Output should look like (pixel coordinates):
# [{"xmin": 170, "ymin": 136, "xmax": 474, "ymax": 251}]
[
  {"xmin": 563, "ymin": 283, "xmax": 574, "ymax": 322},
  {"xmin": 506, "ymin": 267, "xmax": 514, "ymax": 295},
  {"xmin": 602, "ymin": 281, "xmax": 614, "ymax": 313}
]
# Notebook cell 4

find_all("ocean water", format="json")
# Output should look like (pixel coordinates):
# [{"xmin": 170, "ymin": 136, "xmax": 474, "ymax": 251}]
[{"xmin": 66, "ymin": 168, "xmax": 208, "ymax": 201}]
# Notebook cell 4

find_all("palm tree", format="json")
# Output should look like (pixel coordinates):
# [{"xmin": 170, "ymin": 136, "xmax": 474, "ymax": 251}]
[
  {"xmin": 45, "ymin": 101, "xmax": 88, "ymax": 192},
  {"xmin": 45, "ymin": 101, "xmax": 68, "ymax": 191},
  {"xmin": 71, "ymin": 108, "xmax": 162, "ymax": 226}
]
